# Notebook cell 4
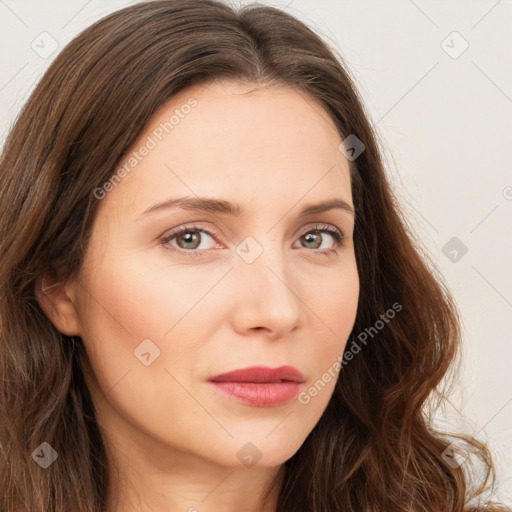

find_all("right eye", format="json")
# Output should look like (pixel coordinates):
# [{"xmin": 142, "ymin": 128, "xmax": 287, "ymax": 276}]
[{"xmin": 160, "ymin": 224, "xmax": 221, "ymax": 256}]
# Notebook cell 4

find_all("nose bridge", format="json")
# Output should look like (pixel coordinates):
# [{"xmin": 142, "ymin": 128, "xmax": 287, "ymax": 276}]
[{"xmin": 231, "ymin": 231, "xmax": 303, "ymax": 333}]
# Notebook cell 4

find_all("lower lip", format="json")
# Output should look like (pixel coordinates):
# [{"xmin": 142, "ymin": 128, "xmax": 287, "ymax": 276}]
[{"xmin": 209, "ymin": 381, "xmax": 301, "ymax": 407}]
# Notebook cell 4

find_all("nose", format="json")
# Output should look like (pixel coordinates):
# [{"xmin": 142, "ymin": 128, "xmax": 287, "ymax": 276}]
[{"xmin": 229, "ymin": 240, "xmax": 304, "ymax": 340}]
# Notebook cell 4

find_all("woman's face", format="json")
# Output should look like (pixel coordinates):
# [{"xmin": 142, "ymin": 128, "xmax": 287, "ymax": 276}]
[{"xmin": 62, "ymin": 80, "xmax": 359, "ymax": 470}]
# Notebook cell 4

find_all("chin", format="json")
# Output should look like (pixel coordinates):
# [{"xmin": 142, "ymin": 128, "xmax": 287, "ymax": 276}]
[{"xmin": 204, "ymin": 434, "xmax": 305, "ymax": 470}]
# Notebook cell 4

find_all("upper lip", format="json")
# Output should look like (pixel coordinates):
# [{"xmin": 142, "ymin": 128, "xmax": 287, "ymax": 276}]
[{"xmin": 208, "ymin": 365, "xmax": 305, "ymax": 383}]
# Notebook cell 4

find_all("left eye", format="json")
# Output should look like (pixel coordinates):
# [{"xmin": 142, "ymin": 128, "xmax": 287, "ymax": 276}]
[
  {"xmin": 295, "ymin": 229, "xmax": 342, "ymax": 250},
  {"xmin": 161, "ymin": 224, "xmax": 344, "ymax": 255}
]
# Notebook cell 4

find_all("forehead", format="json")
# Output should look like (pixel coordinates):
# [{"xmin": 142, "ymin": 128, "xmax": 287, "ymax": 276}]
[
  {"xmin": 100, "ymin": 80, "xmax": 352, "ymax": 218},
  {"xmin": 164, "ymin": 79, "xmax": 344, "ymax": 151}
]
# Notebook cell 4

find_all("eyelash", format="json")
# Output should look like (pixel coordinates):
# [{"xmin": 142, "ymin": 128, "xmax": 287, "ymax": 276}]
[{"xmin": 160, "ymin": 223, "xmax": 345, "ymax": 257}]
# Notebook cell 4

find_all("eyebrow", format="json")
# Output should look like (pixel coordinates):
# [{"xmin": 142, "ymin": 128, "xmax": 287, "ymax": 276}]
[{"xmin": 138, "ymin": 196, "xmax": 355, "ymax": 219}]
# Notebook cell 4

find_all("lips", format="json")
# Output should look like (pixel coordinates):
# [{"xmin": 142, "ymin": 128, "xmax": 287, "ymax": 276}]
[
  {"xmin": 207, "ymin": 365, "xmax": 305, "ymax": 407},
  {"xmin": 208, "ymin": 365, "xmax": 305, "ymax": 383}
]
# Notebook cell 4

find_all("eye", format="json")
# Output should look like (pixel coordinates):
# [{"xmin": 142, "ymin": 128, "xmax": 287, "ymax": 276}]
[
  {"xmin": 293, "ymin": 224, "xmax": 344, "ymax": 255},
  {"xmin": 160, "ymin": 223, "xmax": 345, "ymax": 257},
  {"xmin": 160, "ymin": 224, "xmax": 219, "ymax": 256}
]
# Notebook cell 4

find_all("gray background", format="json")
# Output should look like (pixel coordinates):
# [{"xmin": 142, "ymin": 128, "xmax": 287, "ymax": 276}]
[{"xmin": 1, "ymin": 0, "xmax": 510, "ymax": 505}]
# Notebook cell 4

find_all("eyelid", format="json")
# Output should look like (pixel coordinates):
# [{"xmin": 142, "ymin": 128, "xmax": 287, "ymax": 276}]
[{"xmin": 296, "ymin": 223, "xmax": 345, "ymax": 240}]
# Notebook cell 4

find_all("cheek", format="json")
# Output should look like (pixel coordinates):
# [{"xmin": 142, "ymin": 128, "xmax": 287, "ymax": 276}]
[
  {"xmin": 291, "ymin": 259, "xmax": 359, "ymax": 411},
  {"xmin": 75, "ymin": 250, "xmax": 230, "ymax": 388},
  {"xmin": 100, "ymin": 250, "xmax": 229, "ymax": 335},
  {"xmin": 307, "ymin": 258, "xmax": 359, "ymax": 351},
  {"xmin": 75, "ymin": 253, "xmax": 224, "ymax": 445},
  {"xmin": 84, "ymin": 238, "xmax": 218, "ymax": 328}
]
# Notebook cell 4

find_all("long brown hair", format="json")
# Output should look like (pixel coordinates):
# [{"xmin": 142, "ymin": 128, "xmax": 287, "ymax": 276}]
[{"xmin": 0, "ymin": 1, "xmax": 508, "ymax": 511}]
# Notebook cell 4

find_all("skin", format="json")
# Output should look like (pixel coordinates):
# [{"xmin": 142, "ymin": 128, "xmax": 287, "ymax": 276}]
[{"xmin": 36, "ymin": 80, "xmax": 360, "ymax": 512}]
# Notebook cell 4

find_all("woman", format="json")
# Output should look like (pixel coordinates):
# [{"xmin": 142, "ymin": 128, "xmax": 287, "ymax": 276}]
[{"xmin": 0, "ymin": 1, "xmax": 508, "ymax": 511}]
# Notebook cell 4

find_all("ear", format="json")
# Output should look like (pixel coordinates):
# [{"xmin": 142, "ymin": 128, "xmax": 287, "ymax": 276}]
[{"xmin": 34, "ymin": 270, "xmax": 82, "ymax": 336}]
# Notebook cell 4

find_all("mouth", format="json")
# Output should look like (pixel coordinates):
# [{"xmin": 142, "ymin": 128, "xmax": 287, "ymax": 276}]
[{"xmin": 207, "ymin": 365, "xmax": 305, "ymax": 407}]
